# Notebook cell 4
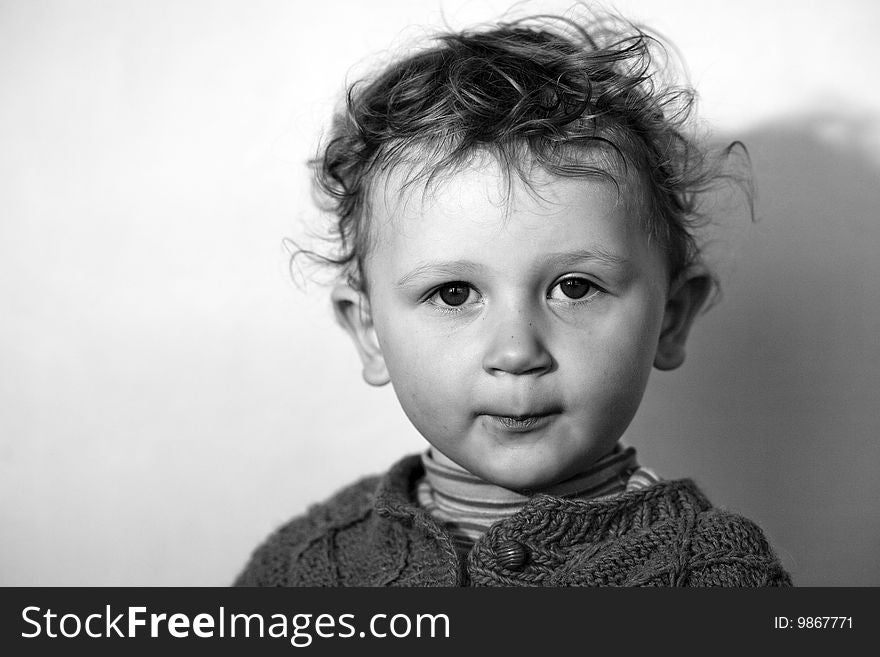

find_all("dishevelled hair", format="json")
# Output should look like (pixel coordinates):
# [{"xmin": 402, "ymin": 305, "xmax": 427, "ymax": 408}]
[{"xmin": 304, "ymin": 10, "xmax": 749, "ymax": 294}]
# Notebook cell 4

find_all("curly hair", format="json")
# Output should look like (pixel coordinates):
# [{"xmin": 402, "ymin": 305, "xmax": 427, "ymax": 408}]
[{"xmin": 305, "ymin": 9, "xmax": 747, "ymax": 293}]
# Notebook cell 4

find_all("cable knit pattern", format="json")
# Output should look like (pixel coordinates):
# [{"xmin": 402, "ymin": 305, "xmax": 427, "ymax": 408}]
[{"xmin": 234, "ymin": 454, "xmax": 791, "ymax": 587}]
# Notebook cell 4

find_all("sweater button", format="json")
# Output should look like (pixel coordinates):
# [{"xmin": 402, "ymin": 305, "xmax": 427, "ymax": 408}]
[{"xmin": 496, "ymin": 540, "xmax": 528, "ymax": 570}]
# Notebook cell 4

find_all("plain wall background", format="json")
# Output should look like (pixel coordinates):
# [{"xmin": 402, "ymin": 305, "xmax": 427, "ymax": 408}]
[{"xmin": 2, "ymin": 0, "xmax": 878, "ymax": 586}]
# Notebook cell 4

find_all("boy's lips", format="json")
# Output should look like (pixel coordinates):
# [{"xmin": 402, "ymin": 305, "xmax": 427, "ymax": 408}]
[{"xmin": 481, "ymin": 412, "xmax": 558, "ymax": 433}]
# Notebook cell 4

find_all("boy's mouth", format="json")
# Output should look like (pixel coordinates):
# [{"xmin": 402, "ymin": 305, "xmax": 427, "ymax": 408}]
[{"xmin": 484, "ymin": 413, "xmax": 556, "ymax": 433}]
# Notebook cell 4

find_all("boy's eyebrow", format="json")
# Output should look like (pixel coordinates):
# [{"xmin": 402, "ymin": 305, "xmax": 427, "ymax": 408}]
[
  {"xmin": 395, "ymin": 260, "xmax": 483, "ymax": 287},
  {"xmin": 546, "ymin": 248, "xmax": 632, "ymax": 270}
]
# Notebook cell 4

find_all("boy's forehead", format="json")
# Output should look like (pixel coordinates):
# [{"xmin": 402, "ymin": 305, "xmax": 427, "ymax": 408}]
[{"xmin": 368, "ymin": 152, "xmax": 646, "ymax": 229}]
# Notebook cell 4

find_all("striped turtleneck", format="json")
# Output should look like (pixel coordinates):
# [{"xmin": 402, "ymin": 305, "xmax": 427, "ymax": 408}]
[{"xmin": 416, "ymin": 444, "xmax": 660, "ymax": 557}]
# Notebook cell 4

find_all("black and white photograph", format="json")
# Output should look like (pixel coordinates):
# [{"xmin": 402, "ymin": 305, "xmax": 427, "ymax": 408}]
[{"xmin": 2, "ymin": 0, "xmax": 878, "ymax": 607}]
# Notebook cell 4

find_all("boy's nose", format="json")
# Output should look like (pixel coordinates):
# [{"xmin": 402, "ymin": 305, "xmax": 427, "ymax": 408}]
[{"xmin": 481, "ymin": 306, "xmax": 553, "ymax": 376}]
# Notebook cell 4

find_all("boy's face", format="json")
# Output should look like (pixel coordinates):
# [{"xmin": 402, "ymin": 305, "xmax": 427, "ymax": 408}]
[{"xmin": 336, "ymin": 160, "xmax": 705, "ymax": 491}]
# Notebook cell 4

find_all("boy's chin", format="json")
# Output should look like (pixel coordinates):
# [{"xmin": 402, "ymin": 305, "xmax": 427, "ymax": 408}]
[
  {"xmin": 428, "ymin": 442, "xmax": 600, "ymax": 493},
  {"xmin": 471, "ymin": 462, "xmax": 571, "ymax": 494}
]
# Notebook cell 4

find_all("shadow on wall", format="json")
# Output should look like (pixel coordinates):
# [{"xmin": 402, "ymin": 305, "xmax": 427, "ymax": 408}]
[{"xmin": 631, "ymin": 113, "xmax": 880, "ymax": 586}]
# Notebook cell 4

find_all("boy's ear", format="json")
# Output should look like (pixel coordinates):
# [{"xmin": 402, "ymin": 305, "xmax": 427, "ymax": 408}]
[
  {"xmin": 331, "ymin": 285, "xmax": 390, "ymax": 386},
  {"xmin": 654, "ymin": 271, "xmax": 713, "ymax": 371}
]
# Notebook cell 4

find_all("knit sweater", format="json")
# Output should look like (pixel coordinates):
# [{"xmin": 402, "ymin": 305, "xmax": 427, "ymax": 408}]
[{"xmin": 234, "ymin": 454, "xmax": 792, "ymax": 587}]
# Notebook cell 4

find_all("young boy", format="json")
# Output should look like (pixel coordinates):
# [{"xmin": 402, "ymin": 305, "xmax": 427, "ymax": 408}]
[{"xmin": 235, "ymin": 9, "xmax": 791, "ymax": 586}]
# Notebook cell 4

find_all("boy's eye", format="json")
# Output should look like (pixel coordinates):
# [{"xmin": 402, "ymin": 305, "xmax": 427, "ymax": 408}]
[
  {"xmin": 550, "ymin": 276, "xmax": 599, "ymax": 301},
  {"xmin": 434, "ymin": 282, "xmax": 473, "ymax": 307}
]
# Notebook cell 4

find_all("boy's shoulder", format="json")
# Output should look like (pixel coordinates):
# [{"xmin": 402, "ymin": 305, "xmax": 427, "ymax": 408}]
[
  {"xmin": 664, "ymin": 489, "xmax": 793, "ymax": 586},
  {"xmin": 232, "ymin": 474, "xmax": 381, "ymax": 587},
  {"xmin": 233, "ymin": 455, "xmax": 429, "ymax": 586}
]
